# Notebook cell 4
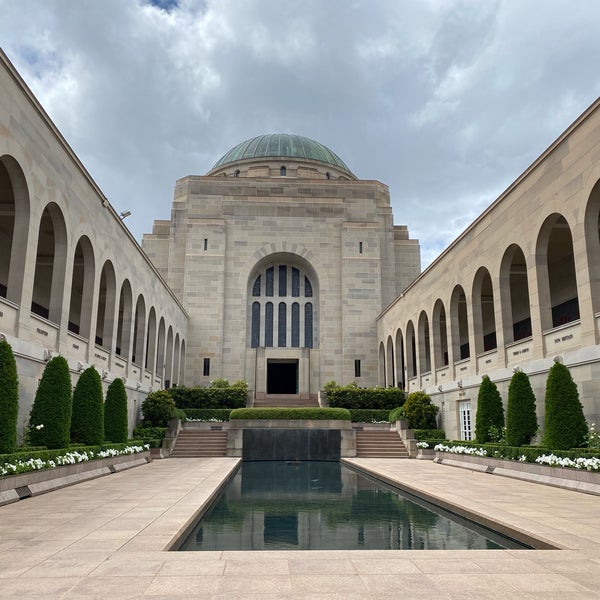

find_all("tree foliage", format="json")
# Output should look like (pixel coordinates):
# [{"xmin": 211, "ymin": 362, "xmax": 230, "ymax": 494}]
[
  {"xmin": 0, "ymin": 339, "xmax": 19, "ymax": 453},
  {"xmin": 104, "ymin": 378, "xmax": 128, "ymax": 443},
  {"xmin": 543, "ymin": 361, "xmax": 587, "ymax": 450},
  {"xmin": 505, "ymin": 370, "xmax": 537, "ymax": 446},
  {"xmin": 71, "ymin": 366, "xmax": 104, "ymax": 445},
  {"xmin": 475, "ymin": 375, "xmax": 504, "ymax": 444},
  {"xmin": 29, "ymin": 356, "xmax": 73, "ymax": 449},
  {"xmin": 402, "ymin": 391, "xmax": 438, "ymax": 429}
]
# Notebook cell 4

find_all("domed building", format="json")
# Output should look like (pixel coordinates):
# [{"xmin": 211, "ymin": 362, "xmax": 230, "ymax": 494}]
[{"xmin": 142, "ymin": 133, "xmax": 420, "ymax": 400}]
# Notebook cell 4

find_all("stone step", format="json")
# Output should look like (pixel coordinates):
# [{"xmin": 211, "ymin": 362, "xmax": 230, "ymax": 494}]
[
  {"xmin": 355, "ymin": 431, "xmax": 409, "ymax": 458},
  {"xmin": 171, "ymin": 431, "xmax": 228, "ymax": 458}
]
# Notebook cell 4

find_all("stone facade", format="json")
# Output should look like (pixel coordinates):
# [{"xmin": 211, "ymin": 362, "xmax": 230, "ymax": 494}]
[{"xmin": 143, "ymin": 149, "xmax": 420, "ymax": 396}]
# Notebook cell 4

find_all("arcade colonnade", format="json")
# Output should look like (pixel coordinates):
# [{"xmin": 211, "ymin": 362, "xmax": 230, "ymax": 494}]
[
  {"xmin": 378, "ymin": 98, "xmax": 600, "ymax": 441},
  {"xmin": 0, "ymin": 50, "xmax": 187, "ymax": 433}
]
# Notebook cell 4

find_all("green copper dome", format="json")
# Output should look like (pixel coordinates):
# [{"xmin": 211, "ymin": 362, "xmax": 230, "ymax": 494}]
[{"xmin": 212, "ymin": 133, "xmax": 353, "ymax": 175}]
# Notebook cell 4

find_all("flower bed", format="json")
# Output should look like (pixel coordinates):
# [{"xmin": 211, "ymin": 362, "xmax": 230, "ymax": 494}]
[
  {"xmin": 0, "ymin": 445, "xmax": 151, "ymax": 506},
  {"xmin": 434, "ymin": 444, "xmax": 600, "ymax": 495}
]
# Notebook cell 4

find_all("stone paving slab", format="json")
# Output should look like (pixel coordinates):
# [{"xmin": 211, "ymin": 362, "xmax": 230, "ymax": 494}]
[{"xmin": 0, "ymin": 457, "xmax": 599, "ymax": 599}]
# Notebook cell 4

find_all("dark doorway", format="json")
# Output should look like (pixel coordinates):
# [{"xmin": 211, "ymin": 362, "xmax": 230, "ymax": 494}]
[{"xmin": 267, "ymin": 360, "xmax": 298, "ymax": 394}]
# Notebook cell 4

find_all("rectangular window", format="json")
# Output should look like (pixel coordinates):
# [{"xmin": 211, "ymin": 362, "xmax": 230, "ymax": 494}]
[
  {"xmin": 266, "ymin": 267, "xmax": 274, "ymax": 296},
  {"xmin": 354, "ymin": 359, "xmax": 361, "ymax": 378},
  {"xmin": 278, "ymin": 303, "xmax": 287, "ymax": 347},
  {"xmin": 359, "ymin": 241, "xmax": 363, "ymax": 254},
  {"xmin": 204, "ymin": 238, "xmax": 208, "ymax": 251},
  {"xmin": 459, "ymin": 400, "xmax": 472, "ymax": 441},
  {"xmin": 278, "ymin": 265, "xmax": 287, "ymax": 296},
  {"xmin": 291, "ymin": 267, "xmax": 300, "ymax": 297},
  {"xmin": 203, "ymin": 358, "xmax": 210, "ymax": 377}
]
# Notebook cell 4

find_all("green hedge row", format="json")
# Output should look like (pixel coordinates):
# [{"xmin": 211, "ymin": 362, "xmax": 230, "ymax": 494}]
[
  {"xmin": 348, "ymin": 409, "xmax": 391, "ymax": 423},
  {"xmin": 169, "ymin": 384, "xmax": 248, "ymax": 409},
  {"xmin": 413, "ymin": 429, "xmax": 446, "ymax": 441},
  {"xmin": 324, "ymin": 382, "xmax": 405, "ymax": 409},
  {"xmin": 183, "ymin": 409, "xmax": 232, "ymax": 421},
  {"xmin": 230, "ymin": 408, "xmax": 351, "ymax": 420}
]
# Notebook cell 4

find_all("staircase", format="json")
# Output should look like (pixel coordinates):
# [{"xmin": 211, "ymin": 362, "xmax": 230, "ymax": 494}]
[
  {"xmin": 253, "ymin": 393, "xmax": 319, "ymax": 408},
  {"xmin": 170, "ymin": 429, "xmax": 228, "ymax": 458},
  {"xmin": 355, "ymin": 430, "xmax": 410, "ymax": 458}
]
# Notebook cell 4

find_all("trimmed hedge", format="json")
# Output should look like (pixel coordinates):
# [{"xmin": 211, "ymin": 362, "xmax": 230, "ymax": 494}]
[
  {"xmin": 348, "ymin": 409, "xmax": 390, "ymax": 423},
  {"xmin": 71, "ymin": 366, "xmax": 104, "ymax": 446},
  {"xmin": 0, "ymin": 339, "xmax": 19, "ymax": 454},
  {"xmin": 475, "ymin": 375, "xmax": 504, "ymax": 444},
  {"xmin": 543, "ymin": 361, "xmax": 587, "ymax": 450},
  {"xmin": 230, "ymin": 408, "xmax": 351, "ymax": 420},
  {"xmin": 413, "ymin": 429, "xmax": 446, "ymax": 441},
  {"xmin": 506, "ymin": 370, "xmax": 537, "ymax": 447},
  {"xmin": 169, "ymin": 381, "xmax": 248, "ymax": 409},
  {"xmin": 132, "ymin": 424, "xmax": 167, "ymax": 448},
  {"xmin": 29, "ymin": 356, "xmax": 73, "ymax": 449},
  {"xmin": 184, "ymin": 409, "xmax": 232, "ymax": 421},
  {"xmin": 402, "ymin": 391, "xmax": 438, "ymax": 429},
  {"xmin": 141, "ymin": 390, "xmax": 176, "ymax": 426},
  {"xmin": 104, "ymin": 378, "xmax": 129, "ymax": 444},
  {"xmin": 324, "ymin": 381, "xmax": 404, "ymax": 409}
]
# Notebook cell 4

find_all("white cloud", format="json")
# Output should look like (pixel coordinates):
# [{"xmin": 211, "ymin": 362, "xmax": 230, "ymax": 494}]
[{"xmin": 1, "ymin": 0, "xmax": 599, "ymax": 268}]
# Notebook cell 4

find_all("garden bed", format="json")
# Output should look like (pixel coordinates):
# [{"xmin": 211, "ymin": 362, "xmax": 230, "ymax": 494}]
[
  {"xmin": 0, "ymin": 450, "xmax": 151, "ymax": 506},
  {"xmin": 434, "ymin": 451, "xmax": 600, "ymax": 495}
]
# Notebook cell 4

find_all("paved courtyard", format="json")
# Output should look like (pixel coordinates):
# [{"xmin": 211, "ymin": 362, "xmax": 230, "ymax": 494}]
[{"xmin": 0, "ymin": 457, "xmax": 599, "ymax": 599}]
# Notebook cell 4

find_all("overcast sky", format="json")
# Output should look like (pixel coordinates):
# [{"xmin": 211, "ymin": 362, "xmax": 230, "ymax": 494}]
[{"xmin": 1, "ymin": 0, "xmax": 599, "ymax": 267}]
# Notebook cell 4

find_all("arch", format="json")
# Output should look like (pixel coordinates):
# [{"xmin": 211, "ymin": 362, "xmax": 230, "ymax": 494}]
[
  {"xmin": 95, "ymin": 261, "xmax": 117, "ymax": 349},
  {"xmin": 406, "ymin": 320, "xmax": 417, "ymax": 378},
  {"xmin": 247, "ymin": 253, "xmax": 318, "ymax": 350},
  {"xmin": 536, "ymin": 213, "xmax": 579, "ymax": 330},
  {"xmin": 432, "ymin": 299, "xmax": 449, "ymax": 367},
  {"xmin": 378, "ymin": 341, "xmax": 386, "ymax": 386},
  {"xmin": 280, "ymin": 165, "xmax": 287, "ymax": 176},
  {"xmin": 500, "ymin": 244, "xmax": 532, "ymax": 343},
  {"xmin": 472, "ymin": 267, "xmax": 497, "ymax": 354},
  {"xmin": 116, "ymin": 279, "xmax": 133, "ymax": 358},
  {"xmin": 386, "ymin": 335, "xmax": 395, "ymax": 386},
  {"xmin": 0, "ymin": 155, "xmax": 30, "ymax": 303},
  {"xmin": 394, "ymin": 328, "xmax": 405, "ymax": 389},
  {"xmin": 68, "ymin": 236, "xmax": 95, "ymax": 339},
  {"xmin": 179, "ymin": 339, "xmax": 186, "ymax": 385},
  {"xmin": 450, "ymin": 285, "xmax": 470, "ymax": 360},
  {"xmin": 31, "ymin": 203, "xmax": 68, "ymax": 324},
  {"xmin": 165, "ymin": 326, "xmax": 174, "ymax": 387},
  {"xmin": 417, "ymin": 311, "xmax": 431, "ymax": 373},
  {"xmin": 145, "ymin": 307, "xmax": 157, "ymax": 371},
  {"xmin": 156, "ymin": 317, "xmax": 166, "ymax": 378},
  {"xmin": 173, "ymin": 333, "xmax": 181, "ymax": 386},
  {"xmin": 132, "ymin": 294, "xmax": 146, "ymax": 366},
  {"xmin": 584, "ymin": 178, "xmax": 600, "ymax": 314}
]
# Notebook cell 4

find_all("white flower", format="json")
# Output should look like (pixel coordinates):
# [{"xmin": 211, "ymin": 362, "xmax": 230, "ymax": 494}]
[{"xmin": 416, "ymin": 441, "xmax": 429, "ymax": 449}]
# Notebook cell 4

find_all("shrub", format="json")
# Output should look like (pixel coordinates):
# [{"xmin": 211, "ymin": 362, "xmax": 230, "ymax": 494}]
[
  {"xmin": 505, "ymin": 370, "xmax": 537, "ymax": 447},
  {"xmin": 543, "ymin": 361, "xmax": 587, "ymax": 450},
  {"xmin": 229, "ymin": 407, "xmax": 351, "ymax": 420},
  {"xmin": 0, "ymin": 339, "xmax": 19, "ymax": 454},
  {"xmin": 388, "ymin": 406, "xmax": 404, "ymax": 423},
  {"xmin": 402, "ymin": 391, "xmax": 438, "ymax": 429},
  {"xmin": 29, "ymin": 356, "xmax": 73, "ymax": 449},
  {"xmin": 132, "ymin": 424, "xmax": 167, "ymax": 447},
  {"xmin": 348, "ymin": 409, "xmax": 391, "ymax": 423},
  {"xmin": 413, "ymin": 429, "xmax": 446, "ymax": 441},
  {"xmin": 168, "ymin": 382, "xmax": 248, "ymax": 409},
  {"xmin": 475, "ymin": 375, "xmax": 504, "ymax": 444},
  {"xmin": 104, "ymin": 378, "xmax": 128, "ymax": 443},
  {"xmin": 184, "ymin": 409, "xmax": 232, "ymax": 421},
  {"xmin": 71, "ymin": 367, "xmax": 104, "ymax": 446},
  {"xmin": 325, "ymin": 381, "xmax": 404, "ymax": 409},
  {"xmin": 141, "ymin": 390, "xmax": 176, "ymax": 426}
]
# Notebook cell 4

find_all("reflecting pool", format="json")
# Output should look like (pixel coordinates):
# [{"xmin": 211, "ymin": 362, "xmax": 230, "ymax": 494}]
[{"xmin": 177, "ymin": 461, "xmax": 530, "ymax": 551}]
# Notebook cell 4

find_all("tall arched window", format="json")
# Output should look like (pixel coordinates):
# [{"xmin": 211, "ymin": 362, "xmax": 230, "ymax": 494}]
[{"xmin": 249, "ymin": 259, "xmax": 317, "ymax": 349}]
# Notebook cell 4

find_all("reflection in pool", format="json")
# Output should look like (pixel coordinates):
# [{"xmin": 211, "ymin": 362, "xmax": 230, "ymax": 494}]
[{"xmin": 177, "ymin": 461, "xmax": 530, "ymax": 551}]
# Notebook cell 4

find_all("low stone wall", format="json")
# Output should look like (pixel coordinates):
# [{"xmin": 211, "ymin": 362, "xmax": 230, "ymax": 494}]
[
  {"xmin": 227, "ymin": 419, "xmax": 355, "ymax": 459},
  {"xmin": 434, "ymin": 451, "xmax": 600, "ymax": 495},
  {"xmin": 0, "ymin": 451, "xmax": 151, "ymax": 506}
]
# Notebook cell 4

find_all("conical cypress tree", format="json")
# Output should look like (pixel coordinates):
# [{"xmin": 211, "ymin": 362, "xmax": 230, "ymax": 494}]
[
  {"xmin": 506, "ymin": 370, "xmax": 538, "ymax": 447},
  {"xmin": 543, "ymin": 361, "xmax": 587, "ymax": 450},
  {"xmin": 71, "ymin": 366, "xmax": 104, "ymax": 445},
  {"xmin": 475, "ymin": 375, "xmax": 504, "ymax": 443},
  {"xmin": 104, "ymin": 378, "xmax": 128, "ymax": 443},
  {"xmin": 0, "ymin": 339, "xmax": 19, "ymax": 453},
  {"xmin": 29, "ymin": 356, "xmax": 72, "ymax": 449}
]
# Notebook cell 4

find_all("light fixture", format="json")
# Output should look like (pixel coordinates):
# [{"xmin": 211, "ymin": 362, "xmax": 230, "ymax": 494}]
[
  {"xmin": 457, "ymin": 379, "xmax": 463, "ymax": 389},
  {"xmin": 119, "ymin": 210, "xmax": 132, "ymax": 220}
]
